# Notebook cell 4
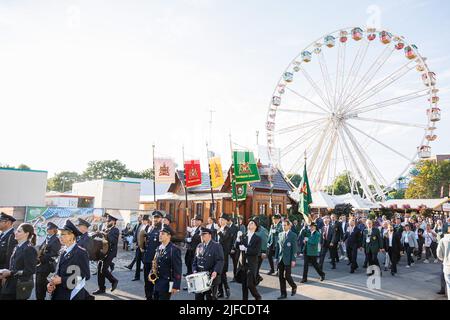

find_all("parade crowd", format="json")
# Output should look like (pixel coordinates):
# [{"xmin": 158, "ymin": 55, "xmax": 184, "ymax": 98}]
[{"xmin": 0, "ymin": 209, "xmax": 449, "ymax": 300}]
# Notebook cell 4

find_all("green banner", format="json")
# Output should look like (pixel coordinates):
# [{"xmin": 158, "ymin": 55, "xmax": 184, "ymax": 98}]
[
  {"xmin": 232, "ymin": 181, "xmax": 247, "ymax": 201},
  {"xmin": 298, "ymin": 163, "xmax": 312, "ymax": 219},
  {"xmin": 233, "ymin": 151, "xmax": 261, "ymax": 183}
]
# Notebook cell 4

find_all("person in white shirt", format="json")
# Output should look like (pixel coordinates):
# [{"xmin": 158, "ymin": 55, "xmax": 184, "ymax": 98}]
[
  {"xmin": 423, "ymin": 224, "xmax": 438, "ymax": 263},
  {"xmin": 401, "ymin": 224, "xmax": 418, "ymax": 268},
  {"xmin": 437, "ymin": 225, "xmax": 450, "ymax": 300}
]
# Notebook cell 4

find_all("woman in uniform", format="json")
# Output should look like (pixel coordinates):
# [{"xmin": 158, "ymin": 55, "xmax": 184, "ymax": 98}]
[
  {"xmin": 0, "ymin": 223, "xmax": 37, "ymax": 300},
  {"xmin": 47, "ymin": 219, "xmax": 92, "ymax": 300}
]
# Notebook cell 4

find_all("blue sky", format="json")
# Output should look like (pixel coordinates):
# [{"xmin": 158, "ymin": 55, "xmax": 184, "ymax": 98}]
[{"xmin": 0, "ymin": 0, "xmax": 449, "ymax": 186}]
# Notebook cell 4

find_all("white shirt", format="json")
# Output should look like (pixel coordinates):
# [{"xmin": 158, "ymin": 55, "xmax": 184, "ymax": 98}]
[
  {"xmin": 388, "ymin": 232, "xmax": 393, "ymax": 247},
  {"xmin": 404, "ymin": 232, "xmax": 409, "ymax": 243},
  {"xmin": 247, "ymin": 231, "xmax": 255, "ymax": 245}
]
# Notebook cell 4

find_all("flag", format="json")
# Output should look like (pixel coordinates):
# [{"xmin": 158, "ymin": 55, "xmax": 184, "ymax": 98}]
[
  {"xmin": 233, "ymin": 151, "xmax": 261, "ymax": 184},
  {"xmin": 232, "ymin": 181, "xmax": 247, "ymax": 201},
  {"xmin": 184, "ymin": 160, "xmax": 202, "ymax": 188},
  {"xmin": 154, "ymin": 158, "xmax": 175, "ymax": 184},
  {"xmin": 298, "ymin": 163, "xmax": 312, "ymax": 224},
  {"xmin": 209, "ymin": 157, "xmax": 224, "ymax": 189}
]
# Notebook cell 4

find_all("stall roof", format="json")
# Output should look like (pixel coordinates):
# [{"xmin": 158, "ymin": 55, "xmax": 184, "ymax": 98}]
[{"xmin": 382, "ymin": 198, "xmax": 449, "ymax": 210}]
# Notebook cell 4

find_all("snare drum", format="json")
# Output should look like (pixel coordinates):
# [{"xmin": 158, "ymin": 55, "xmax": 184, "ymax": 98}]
[{"xmin": 185, "ymin": 272, "xmax": 212, "ymax": 294}]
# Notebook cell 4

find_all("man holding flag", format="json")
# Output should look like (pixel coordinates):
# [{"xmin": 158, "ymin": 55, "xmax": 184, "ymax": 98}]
[{"xmin": 298, "ymin": 163, "xmax": 313, "ymax": 225}]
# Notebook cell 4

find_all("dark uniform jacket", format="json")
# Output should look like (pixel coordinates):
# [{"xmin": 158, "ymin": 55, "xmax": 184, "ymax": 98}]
[
  {"xmin": 1, "ymin": 240, "xmax": 37, "ymax": 297},
  {"xmin": 217, "ymin": 225, "xmax": 233, "ymax": 256},
  {"xmin": 187, "ymin": 227, "xmax": 202, "ymax": 252},
  {"xmin": 193, "ymin": 241, "xmax": 224, "ymax": 274},
  {"xmin": 154, "ymin": 242, "xmax": 182, "ymax": 293},
  {"xmin": 36, "ymin": 234, "xmax": 61, "ymax": 274},
  {"xmin": 344, "ymin": 226, "xmax": 362, "ymax": 248},
  {"xmin": 143, "ymin": 224, "xmax": 162, "ymax": 263},
  {"xmin": 105, "ymin": 227, "xmax": 119, "ymax": 259},
  {"xmin": 275, "ymin": 230, "xmax": 297, "ymax": 265},
  {"xmin": 0, "ymin": 229, "xmax": 17, "ymax": 269},
  {"xmin": 52, "ymin": 245, "xmax": 91, "ymax": 300},
  {"xmin": 362, "ymin": 228, "xmax": 383, "ymax": 254},
  {"xmin": 331, "ymin": 221, "xmax": 343, "ymax": 244},
  {"xmin": 236, "ymin": 233, "xmax": 261, "ymax": 281}
]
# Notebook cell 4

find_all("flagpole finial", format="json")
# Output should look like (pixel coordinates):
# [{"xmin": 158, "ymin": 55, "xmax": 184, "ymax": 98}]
[{"xmin": 304, "ymin": 150, "xmax": 307, "ymax": 162}]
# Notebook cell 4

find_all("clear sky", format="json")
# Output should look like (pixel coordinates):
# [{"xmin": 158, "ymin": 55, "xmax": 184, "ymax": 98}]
[{"xmin": 1, "ymin": 0, "xmax": 449, "ymax": 183}]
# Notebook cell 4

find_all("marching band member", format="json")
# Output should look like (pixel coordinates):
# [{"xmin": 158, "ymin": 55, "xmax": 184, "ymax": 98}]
[
  {"xmin": 206, "ymin": 216, "xmax": 219, "ymax": 242},
  {"xmin": 93, "ymin": 213, "xmax": 119, "ymax": 295},
  {"xmin": 192, "ymin": 227, "xmax": 224, "ymax": 300},
  {"xmin": 76, "ymin": 218, "xmax": 91, "ymax": 253},
  {"xmin": 128, "ymin": 214, "xmax": 149, "ymax": 281},
  {"xmin": 0, "ymin": 213, "xmax": 18, "ymax": 272},
  {"xmin": 143, "ymin": 210, "xmax": 163, "ymax": 300},
  {"xmin": 236, "ymin": 219, "xmax": 262, "ymax": 300},
  {"xmin": 35, "ymin": 222, "xmax": 61, "ymax": 300},
  {"xmin": 0, "ymin": 223, "xmax": 37, "ymax": 300},
  {"xmin": 184, "ymin": 216, "xmax": 202, "ymax": 277},
  {"xmin": 47, "ymin": 220, "xmax": 91, "ymax": 300},
  {"xmin": 217, "ymin": 213, "xmax": 233, "ymax": 298},
  {"xmin": 162, "ymin": 214, "xmax": 173, "ymax": 226},
  {"xmin": 152, "ymin": 225, "xmax": 182, "ymax": 300},
  {"xmin": 301, "ymin": 222, "xmax": 325, "ymax": 283},
  {"xmin": 362, "ymin": 219, "xmax": 384, "ymax": 274},
  {"xmin": 275, "ymin": 220, "xmax": 297, "ymax": 299},
  {"xmin": 267, "ymin": 214, "xmax": 283, "ymax": 275}
]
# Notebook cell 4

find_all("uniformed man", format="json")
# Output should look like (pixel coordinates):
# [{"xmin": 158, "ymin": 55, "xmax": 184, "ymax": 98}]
[
  {"xmin": 184, "ymin": 216, "xmax": 202, "ymax": 277},
  {"xmin": 35, "ymin": 222, "xmax": 61, "ymax": 300},
  {"xmin": 47, "ymin": 220, "xmax": 92, "ymax": 300},
  {"xmin": 192, "ymin": 227, "xmax": 224, "ymax": 300},
  {"xmin": 127, "ymin": 214, "xmax": 149, "ymax": 281},
  {"xmin": 0, "ymin": 212, "xmax": 18, "ymax": 271},
  {"xmin": 76, "ymin": 218, "xmax": 91, "ymax": 253},
  {"xmin": 361, "ymin": 219, "xmax": 384, "ymax": 275},
  {"xmin": 153, "ymin": 225, "xmax": 182, "ymax": 300},
  {"xmin": 143, "ymin": 210, "xmax": 163, "ymax": 300},
  {"xmin": 301, "ymin": 222, "xmax": 325, "ymax": 283},
  {"xmin": 162, "ymin": 214, "xmax": 172, "ymax": 226},
  {"xmin": 217, "ymin": 213, "xmax": 233, "ymax": 299},
  {"xmin": 92, "ymin": 213, "xmax": 119, "ymax": 295},
  {"xmin": 267, "ymin": 214, "xmax": 283, "ymax": 275},
  {"xmin": 275, "ymin": 220, "xmax": 298, "ymax": 299}
]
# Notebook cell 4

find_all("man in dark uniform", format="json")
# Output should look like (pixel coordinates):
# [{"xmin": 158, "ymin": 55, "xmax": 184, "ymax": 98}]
[
  {"xmin": 92, "ymin": 213, "xmax": 119, "ymax": 295},
  {"xmin": 192, "ymin": 227, "xmax": 224, "ymax": 300},
  {"xmin": 227, "ymin": 217, "xmax": 239, "ymax": 281},
  {"xmin": 48, "ymin": 220, "xmax": 92, "ymax": 300},
  {"xmin": 0, "ymin": 212, "xmax": 17, "ymax": 271},
  {"xmin": 143, "ymin": 210, "xmax": 163, "ymax": 300},
  {"xmin": 362, "ymin": 219, "xmax": 384, "ymax": 275},
  {"xmin": 330, "ymin": 214, "xmax": 342, "ymax": 265},
  {"xmin": 267, "ymin": 214, "xmax": 283, "ymax": 275},
  {"xmin": 76, "ymin": 218, "xmax": 92, "ymax": 256},
  {"xmin": 184, "ymin": 216, "xmax": 202, "ymax": 277},
  {"xmin": 217, "ymin": 213, "xmax": 233, "ymax": 299},
  {"xmin": 35, "ymin": 222, "xmax": 61, "ymax": 300},
  {"xmin": 153, "ymin": 225, "xmax": 182, "ymax": 300}
]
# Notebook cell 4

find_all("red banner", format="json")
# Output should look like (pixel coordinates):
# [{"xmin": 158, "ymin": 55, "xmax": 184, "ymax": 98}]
[{"xmin": 184, "ymin": 160, "xmax": 202, "ymax": 188}]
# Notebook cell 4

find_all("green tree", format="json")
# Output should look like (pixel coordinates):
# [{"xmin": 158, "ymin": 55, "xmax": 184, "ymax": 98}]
[
  {"xmin": 286, "ymin": 173, "xmax": 302, "ymax": 188},
  {"xmin": 388, "ymin": 189, "xmax": 405, "ymax": 200},
  {"xmin": 405, "ymin": 160, "xmax": 450, "ymax": 199},
  {"xmin": 0, "ymin": 163, "xmax": 13, "ymax": 168},
  {"xmin": 47, "ymin": 171, "xmax": 83, "ymax": 192},
  {"xmin": 17, "ymin": 164, "xmax": 31, "ymax": 170},
  {"xmin": 82, "ymin": 160, "xmax": 129, "ymax": 180},
  {"xmin": 139, "ymin": 168, "xmax": 154, "ymax": 180},
  {"xmin": 327, "ymin": 171, "xmax": 363, "ymax": 195}
]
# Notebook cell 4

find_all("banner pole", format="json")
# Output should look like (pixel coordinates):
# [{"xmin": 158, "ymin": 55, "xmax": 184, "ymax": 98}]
[
  {"xmin": 182, "ymin": 145, "xmax": 190, "ymax": 224},
  {"xmin": 152, "ymin": 143, "xmax": 156, "ymax": 205},
  {"xmin": 206, "ymin": 141, "xmax": 216, "ymax": 218},
  {"xmin": 229, "ymin": 134, "xmax": 239, "ymax": 221}
]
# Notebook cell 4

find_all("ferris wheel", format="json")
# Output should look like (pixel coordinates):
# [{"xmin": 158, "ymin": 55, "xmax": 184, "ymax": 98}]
[{"xmin": 266, "ymin": 27, "xmax": 441, "ymax": 202}]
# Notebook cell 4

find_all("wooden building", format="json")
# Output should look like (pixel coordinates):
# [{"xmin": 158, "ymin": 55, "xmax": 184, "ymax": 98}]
[{"xmin": 157, "ymin": 164, "xmax": 294, "ymax": 240}]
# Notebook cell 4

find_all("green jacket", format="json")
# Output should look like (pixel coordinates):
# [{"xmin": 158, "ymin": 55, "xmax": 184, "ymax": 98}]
[
  {"xmin": 303, "ymin": 229, "xmax": 321, "ymax": 257},
  {"xmin": 267, "ymin": 222, "xmax": 283, "ymax": 248},
  {"xmin": 256, "ymin": 226, "xmax": 269, "ymax": 253},
  {"xmin": 275, "ymin": 230, "xmax": 297, "ymax": 264},
  {"xmin": 362, "ymin": 228, "xmax": 383, "ymax": 254}
]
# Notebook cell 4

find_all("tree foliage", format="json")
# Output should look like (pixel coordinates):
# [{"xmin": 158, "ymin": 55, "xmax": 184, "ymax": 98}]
[
  {"xmin": 286, "ymin": 173, "xmax": 302, "ymax": 188},
  {"xmin": 82, "ymin": 160, "xmax": 129, "ymax": 180},
  {"xmin": 47, "ymin": 171, "xmax": 83, "ymax": 192},
  {"xmin": 405, "ymin": 160, "xmax": 450, "ymax": 199}
]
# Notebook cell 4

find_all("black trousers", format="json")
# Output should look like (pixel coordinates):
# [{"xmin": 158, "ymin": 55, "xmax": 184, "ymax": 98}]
[
  {"xmin": 278, "ymin": 261, "xmax": 296, "ymax": 295},
  {"xmin": 366, "ymin": 251, "xmax": 380, "ymax": 268},
  {"xmin": 185, "ymin": 250, "xmax": 194, "ymax": 275},
  {"xmin": 347, "ymin": 245, "xmax": 359, "ymax": 271},
  {"xmin": 35, "ymin": 272, "xmax": 50, "ymax": 300},
  {"xmin": 303, "ymin": 255, "xmax": 324, "ymax": 281},
  {"xmin": 97, "ymin": 255, "xmax": 117, "ymax": 290},
  {"xmin": 195, "ymin": 276, "xmax": 220, "ymax": 300},
  {"xmin": 329, "ymin": 243, "xmax": 339, "ymax": 263},
  {"xmin": 154, "ymin": 291, "xmax": 171, "ymax": 300},
  {"xmin": 143, "ymin": 262, "xmax": 155, "ymax": 300},
  {"xmin": 387, "ymin": 247, "xmax": 397, "ymax": 273},
  {"xmin": 0, "ymin": 294, "xmax": 16, "ymax": 300},
  {"xmin": 219, "ymin": 253, "xmax": 230, "ymax": 294},
  {"xmin": 242, "ymin": 270, "xmax": 261, "ymax": 300},
  {"xmin": 257, "ymin": 255, "xmax": 264, "ymax": 279},
  {"xmin": 232, "ymin": 250, "xmax": 239, "ymax": 278},
  {"xmin": 133, "ymin": 248, "xmax": 142, "ymax": 279},
  {"xmin": 267, "ymin": 246, "xmax": 276, "ymax": 272},
  {"xmin": 404, "ymin": 244, "xmax": 414, "ymax": 265}
]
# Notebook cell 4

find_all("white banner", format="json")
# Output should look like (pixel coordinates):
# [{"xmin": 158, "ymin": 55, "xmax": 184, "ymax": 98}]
[{"xmin": 154, "ymin": 158, "xmax": 175, "ymax": 184}]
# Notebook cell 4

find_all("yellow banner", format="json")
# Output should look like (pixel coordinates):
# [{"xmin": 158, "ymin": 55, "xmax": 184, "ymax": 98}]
[{"xmin": 209, "ymin": 157, "xmax": 224, "ymax": 189}]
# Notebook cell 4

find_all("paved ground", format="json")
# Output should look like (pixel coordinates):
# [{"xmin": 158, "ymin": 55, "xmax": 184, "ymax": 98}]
[{"xmin": 77, "ymin": 244, "xmax": 446, "ymax": 301}]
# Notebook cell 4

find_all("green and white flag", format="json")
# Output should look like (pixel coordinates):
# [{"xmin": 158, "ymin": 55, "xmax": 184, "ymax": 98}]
[
  {"xmin": 298, "ymin": 163, "xmax": 312, "ymax": 224},
  {"xmin": 232, "ymin": 181, "xmax": 247, "ymax": 201},
  {"xmin": 233, "ymin": 151, "xmax": 261, "ymax": 184}
]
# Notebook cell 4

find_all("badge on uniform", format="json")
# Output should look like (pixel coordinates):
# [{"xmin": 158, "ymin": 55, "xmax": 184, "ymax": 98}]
[
  {"xmin": 366, "ymin": 238, "xmax": 370, "ymax": 243},
  {"xmin": 287, "ymin": 242, "xmax": 291, "ymax": 247},
  {"xmin": 372, "ymin": 236, "xmax": 376, "ymax": 240}
]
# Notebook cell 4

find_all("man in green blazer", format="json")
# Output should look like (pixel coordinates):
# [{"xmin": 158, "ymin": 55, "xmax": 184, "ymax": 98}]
[
  {"xmin": 302, "ymin": 222, "xmax": 325, "ymax": 283},
  {"xmin": 275, "ymin": 220, "xmax": 298, "ymax": 299},
  {"xmin": 361, "ymin": 219, "xmax": 384, "ymax": 274},
  {"xmin": 267, "ymin": 214, "xmax": 283, "ymax": 275}
]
